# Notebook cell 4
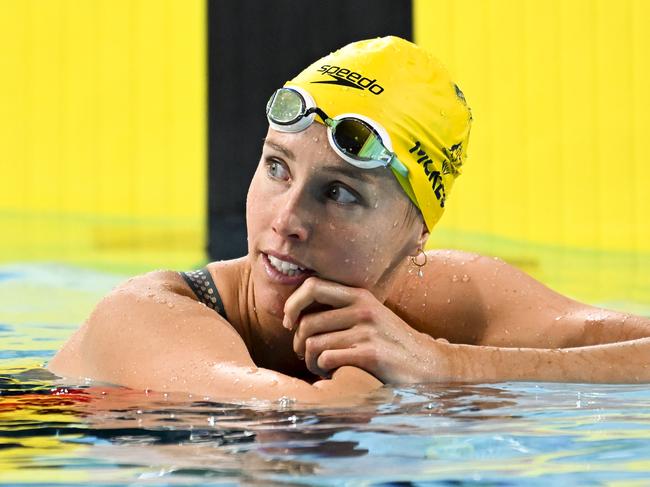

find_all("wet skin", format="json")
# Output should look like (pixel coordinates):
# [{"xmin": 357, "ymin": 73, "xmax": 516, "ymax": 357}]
[{"xmin": 49, "ymin": 124, "xmax": 650, "ymax": 402}]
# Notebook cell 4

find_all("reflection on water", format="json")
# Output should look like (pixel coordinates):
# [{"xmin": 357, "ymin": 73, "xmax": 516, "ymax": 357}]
[
  {"xmin": 2, "ymin": 264, "xmax": 650, "ymax": 484},
  {"xmin": 3, "ymin": 368, "xmax": 650, "ymax": 485}
]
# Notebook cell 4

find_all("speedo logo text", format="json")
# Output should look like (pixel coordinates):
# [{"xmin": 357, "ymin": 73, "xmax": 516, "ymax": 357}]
[{"xmin": 312, "ymin": 65, "xmax": 384, "ymax": 95}]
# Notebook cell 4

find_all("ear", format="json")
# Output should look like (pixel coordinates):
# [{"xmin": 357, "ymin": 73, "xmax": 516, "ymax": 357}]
[
  {"xmin": 408, "ymin": 220, "xmax": 430, "ymax": 257},
  {"xmin": 417, "ymin": 223, "xmax": 430, "ymax": 250}
]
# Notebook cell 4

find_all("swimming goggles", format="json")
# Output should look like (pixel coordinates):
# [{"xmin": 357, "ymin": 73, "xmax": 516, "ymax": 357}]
[{"xmin": 266, "ymin": 86, "xmax": 409, "ymax": 178}]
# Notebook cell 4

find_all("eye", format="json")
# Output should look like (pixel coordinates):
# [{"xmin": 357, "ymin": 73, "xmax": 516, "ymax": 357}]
[
  {"xmin": 265, "ymin": 159, "xmax": 290, "ymax": 181},
  {"xmin": 326, "ymin": 183, "xmax": 359, "ymax": 204}
]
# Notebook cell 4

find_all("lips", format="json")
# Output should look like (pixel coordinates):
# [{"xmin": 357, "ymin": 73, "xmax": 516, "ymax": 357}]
[
  {"xmin": 261, "ymin": 251, "xmax": 314, "ymax": 285},
  {"xmin": 267, "ymin": 254, "xmax": 307, "ymax": 276}
]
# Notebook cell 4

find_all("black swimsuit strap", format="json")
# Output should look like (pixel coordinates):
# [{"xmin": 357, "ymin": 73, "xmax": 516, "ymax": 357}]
[{"xmin": 179, "ymin": 268, "xmax": 228, "ymax": 321}]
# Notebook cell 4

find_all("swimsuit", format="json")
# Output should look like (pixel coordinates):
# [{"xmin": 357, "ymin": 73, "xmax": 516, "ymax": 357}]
[{"xmin": 179, "ymin": 268, "xmax": 228, "ymax": 321}]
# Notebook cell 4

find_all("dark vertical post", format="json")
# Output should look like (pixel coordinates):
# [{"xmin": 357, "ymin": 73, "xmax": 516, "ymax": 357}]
[{"xmin": 208, "ymin": 0, "xmax": 413, "ymax": 260}]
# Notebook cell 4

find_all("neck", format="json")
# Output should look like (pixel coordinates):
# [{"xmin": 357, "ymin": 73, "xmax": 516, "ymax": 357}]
[{"xmin": 233, "ymin": 256, "xmax": 318, "ymax": 381}]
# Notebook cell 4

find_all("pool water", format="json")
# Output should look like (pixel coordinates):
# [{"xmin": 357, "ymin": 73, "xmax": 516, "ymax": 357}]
[{"xmin": 2, "ymin": 264, "xmax": 650, "ymax": 485}]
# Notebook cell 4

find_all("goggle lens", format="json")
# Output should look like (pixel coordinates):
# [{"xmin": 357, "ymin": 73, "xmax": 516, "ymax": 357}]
[
  {"xmin": 266, "ymin": 87, "xmax": 409, "ymax": 178},
  {"xmin": 332, "ymin": 118, "xmax": 384, "ymax": 161},
  {"xmin": 331, "ymin": 118, "xmax": 375, "ymax": 160},
  {"xmin": 267, "ymin": 90, "xmax": 305, "ymax": 124}
]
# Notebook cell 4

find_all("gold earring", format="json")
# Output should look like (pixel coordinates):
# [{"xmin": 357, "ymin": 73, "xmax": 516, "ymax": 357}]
[{"xmin": 410, "ymin": 248, "xmax": 427, "ymax": 277}]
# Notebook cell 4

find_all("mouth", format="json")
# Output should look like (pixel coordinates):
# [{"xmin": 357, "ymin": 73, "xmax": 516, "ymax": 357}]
[{"xmin": 261, "ymin": 251, "xmax": 315, "ymax": 285}]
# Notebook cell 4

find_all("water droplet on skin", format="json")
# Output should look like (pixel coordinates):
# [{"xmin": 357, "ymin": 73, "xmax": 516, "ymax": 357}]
[
  {"xmin": 447, "ymin": 298, "xmax": 451, "ymax": 304},
  {"xmin": 461, "ymin": 274, "xmax": 470, "ymax": 283},
  {"xmin": 167, "ymin": 302, "xmax": 174, "ymax": 308},
  {"xmin": 312, "ymin": 137, "xmax": 319, "ymax": 142},
  {"xmin": 452, "ymin": 275, "xmax": 459, "ymax": 282}
]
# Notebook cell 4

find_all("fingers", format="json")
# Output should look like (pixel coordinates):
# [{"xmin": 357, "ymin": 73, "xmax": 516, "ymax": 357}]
[
  {"xmin": 316, "ymin": 347, "xmax": 381, "ymax": 379},
  {"xmin": 293, "ymin": 307, "xmax": 366, "ymax": 358},
  {"xmin": 303, "ymin": 326, "xmax": 376, "ymax": 377},
  {"xmin": 283, "ymin": 277, "xmax": 364, "ymax": 330}
]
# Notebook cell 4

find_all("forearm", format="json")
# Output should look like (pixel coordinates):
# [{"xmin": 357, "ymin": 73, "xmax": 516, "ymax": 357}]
[
  {"xmin": 177, "ymin": 363, "xmax": 382, "ymax": 404},
  {"xmin": 442, "ymin": 337, "xmax": 650, "ymax": 384}
]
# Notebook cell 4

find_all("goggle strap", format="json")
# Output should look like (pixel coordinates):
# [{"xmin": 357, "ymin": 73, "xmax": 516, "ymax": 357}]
[{"xmin": 389, "ymin": 157, "xmax": 409, "ymax": 178}]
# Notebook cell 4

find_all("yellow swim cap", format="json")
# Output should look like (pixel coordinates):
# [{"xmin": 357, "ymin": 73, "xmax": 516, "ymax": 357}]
[{"xmin": 285, "ymin": 36, "xmax": 472, "ymax": 231}]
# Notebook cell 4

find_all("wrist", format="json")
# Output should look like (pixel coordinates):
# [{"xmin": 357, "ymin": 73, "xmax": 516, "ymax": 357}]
[{"xmin": 418, "ymin": 333, "xmax": 459, "ymax": 383}]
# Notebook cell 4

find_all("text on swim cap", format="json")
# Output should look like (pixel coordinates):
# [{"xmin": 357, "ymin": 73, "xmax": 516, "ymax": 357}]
[
  {"xmin": 409, "ymin": 141, "xmax": 446, "ymax": 208},
  {"xmin": 312, "ymin": 65, "xmax": 384, "ymax": 95}
]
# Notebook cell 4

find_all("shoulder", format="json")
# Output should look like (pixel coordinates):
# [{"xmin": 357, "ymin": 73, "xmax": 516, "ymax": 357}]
[
  {"xmin": 387, "ymin": 249, "xmax": 542, "ymax": 344},
  {"xmin": 48, "ymin": 266, "xmax": 253, "ymax": 384}
]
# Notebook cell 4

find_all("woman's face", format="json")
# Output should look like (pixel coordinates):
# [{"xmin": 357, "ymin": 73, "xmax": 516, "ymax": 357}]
[{"xmin": 246, "ymin": 123, "xmax": 426, "ymax": 318}]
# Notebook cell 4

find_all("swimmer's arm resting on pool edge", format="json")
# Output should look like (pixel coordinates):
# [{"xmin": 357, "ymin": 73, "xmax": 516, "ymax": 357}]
[
  {"xmin": 443, "ymin": 252, "xmax": 650, "ymax": 383},
  {"xmin": 285, "ymin": 250, "xmax": 650, "ymax": 384},
  {"xmin": 396, "ymin": 251, "xmax": 650, "ymax": 383},
  {"xmin": 47, "ymin": 271, "xmax": 381, "ymax": 403}
]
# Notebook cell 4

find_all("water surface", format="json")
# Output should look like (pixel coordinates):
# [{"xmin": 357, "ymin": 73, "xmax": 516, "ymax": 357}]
[{"xmin": 2, "ymin": 264, "xmax": 650, "ymax": 485}]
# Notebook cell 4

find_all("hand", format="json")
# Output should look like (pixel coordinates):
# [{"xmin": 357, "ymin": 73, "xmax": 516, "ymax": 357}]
[{"xmin": 282, "ymin": 277, "xmax": 453, "ymax": 384}]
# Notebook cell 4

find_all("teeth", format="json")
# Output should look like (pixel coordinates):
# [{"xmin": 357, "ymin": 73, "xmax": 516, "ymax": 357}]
[{"xmin": 268, "ymin": 255, "xmax": 306, "ymax": 276}]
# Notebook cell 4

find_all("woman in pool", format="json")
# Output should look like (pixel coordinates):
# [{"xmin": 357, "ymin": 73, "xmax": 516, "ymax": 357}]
[{"xmin": 49, "ymin": 37, "xmax": 650, "ymax": 402}]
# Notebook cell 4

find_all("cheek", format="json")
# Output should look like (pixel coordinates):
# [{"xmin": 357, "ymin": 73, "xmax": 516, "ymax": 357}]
[
  {"xmin": 245, "ymin": 171, "xmax": 270, "ymax": 238},
  {"xmin": 317, "ymin": 224, "xmax": 391, "ymax": 284}
]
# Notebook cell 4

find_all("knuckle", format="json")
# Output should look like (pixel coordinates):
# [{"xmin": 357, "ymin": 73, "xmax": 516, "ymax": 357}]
[
  {"xmin": 358, "ymin": 287, "xmax": 374, "ymax": 301},
  {"xmin": 356, "ymin": 306, "xmax": 375, "ymax": 323},
  {"xmin": 304, "ymin": 276, "xmax": 319, "ymax": 291},
  {"xmin": 360, "ymin": 346, "xmax": 379, "ymax": 369},
  {"xmin": 360, "ymin": 324, "xmax": 377, "ymax": 341}
]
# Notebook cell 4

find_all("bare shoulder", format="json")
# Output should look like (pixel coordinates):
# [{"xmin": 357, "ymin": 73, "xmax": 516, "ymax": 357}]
[
  {"xmin": 388, "ymin": 248, "xmax": 604, "ymax": 347},
  {"xmin": 48, "ymin": 266, "xmax": 382, "ymax": 402},
  {"xmin": 387, "ymin": 249, "xmax": 580, "ymax": 345},
  {"xmin": 48, "ymin": 268, "xmax": 253, "ymax": 387},
  {"xmin": 387, "ymin": 249, "xmax": 495, "ymax": 344}
]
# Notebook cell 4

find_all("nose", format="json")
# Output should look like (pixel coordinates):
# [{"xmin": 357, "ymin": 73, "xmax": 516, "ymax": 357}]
[{"xmin": 272, "ymin": 187, "xmax": 311, "ymax": 242}]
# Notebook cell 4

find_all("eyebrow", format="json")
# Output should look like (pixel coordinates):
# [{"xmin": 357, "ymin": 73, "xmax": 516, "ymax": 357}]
[
  {"xmin": 263, "ymin": 139, "xmax": 295, "ymax": 161},
  {"xmin": 320, "ymin": 165, "xmax": 377, "ymax": 185},
  {"xmin": 263, "ymin": 138, "xmax": 378, "ymax": 185}
]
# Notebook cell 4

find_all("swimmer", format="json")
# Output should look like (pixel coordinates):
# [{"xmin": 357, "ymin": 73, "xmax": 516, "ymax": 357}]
[{"xmin": 49, "ymin": 37, "xmax": 650, "ymax": 403}]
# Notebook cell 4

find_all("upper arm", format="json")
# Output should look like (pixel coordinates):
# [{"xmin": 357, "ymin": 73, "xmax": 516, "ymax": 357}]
[
  {"xmin": 466, "ymin": 255, "xmax": 650, "ymax": 347},
  {"xmin": 389, "ymin": 250, "xmax": 650, "ymax": 348},
  {"xmin": 49, "ymin": 271, "xmax": 381, "ymax": 402},
  {"xmin": 49, "ymin": 271, "xmax": 257, "ymax": 391}
]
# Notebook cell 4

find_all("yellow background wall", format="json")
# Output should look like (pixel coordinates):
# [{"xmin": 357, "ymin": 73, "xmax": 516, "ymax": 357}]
[
  {"xmin": 415, "ymin": 0, "xmax": 649, "ymax": 305},
  {"xmin": 0, "ymin": 0, "xmax": 647, "ymax": 304},
  {"xmin": 0, "ymin": 0, "xmax": 206, "ymax": 272}
]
